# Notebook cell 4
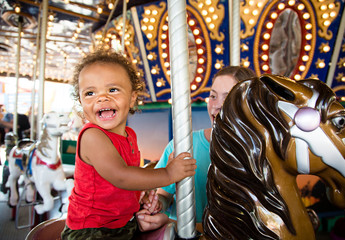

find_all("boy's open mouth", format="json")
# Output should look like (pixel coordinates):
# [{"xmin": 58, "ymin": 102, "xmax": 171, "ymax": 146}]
[{"xmin": 97, "ymin": 108, "xmax": 116, "ymax": 118}]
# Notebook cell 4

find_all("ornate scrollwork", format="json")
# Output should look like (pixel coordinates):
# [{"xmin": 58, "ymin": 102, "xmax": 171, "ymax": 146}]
[
  {"xmin": 140, "ymin": 2, "xmax": 166, "ymax": 50},
  {"xmin": 189, "ymin": 0, "xmax": 225, "ymax": 41}
]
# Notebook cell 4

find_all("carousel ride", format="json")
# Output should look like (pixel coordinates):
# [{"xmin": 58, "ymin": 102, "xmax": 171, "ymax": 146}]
[{"xmin": 7, "ymin": 112, "xmax": 74, "ymax": 215}]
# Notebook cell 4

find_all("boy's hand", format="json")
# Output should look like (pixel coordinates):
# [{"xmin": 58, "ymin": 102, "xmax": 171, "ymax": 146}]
[
  {"xmin": 166, "ymin": 152, "xmax": 196, "ymax": 184},
  {"xmin": 139, "ymin": 190, "xmax": 162, "ymax": 214}
]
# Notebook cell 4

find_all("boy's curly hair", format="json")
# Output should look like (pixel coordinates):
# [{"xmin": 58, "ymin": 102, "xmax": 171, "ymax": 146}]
[{"xmin": 72, "ymin": 49, "xmax": 145, "ymax": 114}]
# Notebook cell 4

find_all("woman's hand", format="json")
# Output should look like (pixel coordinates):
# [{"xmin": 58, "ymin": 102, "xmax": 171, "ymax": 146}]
[{"xmin": 136, "ymin": 209, "xmax": 169, "ymax": 232}]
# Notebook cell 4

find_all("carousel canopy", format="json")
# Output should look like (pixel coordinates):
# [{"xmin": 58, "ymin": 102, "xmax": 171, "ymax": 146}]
[{"xmin": 0, "ymin": 0, "xmax": 345, "ymax": 103}]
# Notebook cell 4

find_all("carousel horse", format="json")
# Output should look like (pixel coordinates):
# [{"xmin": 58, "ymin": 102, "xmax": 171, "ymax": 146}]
[
  {"xmin": 203, "ymin": 74, "xmax": 345, "ymax": 240},
  {"xmin": 7, "ymin": 112, "xmax": 74, "ymax": 215}
]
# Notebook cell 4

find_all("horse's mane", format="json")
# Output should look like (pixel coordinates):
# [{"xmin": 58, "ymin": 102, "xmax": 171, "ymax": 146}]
[
  {"xmin": 203, "ymin": 77, "xmax": 336, "ymax": 239},
  {"xmin": 36, "ymin": 126, "xmax": 53, "ymax": 158}
]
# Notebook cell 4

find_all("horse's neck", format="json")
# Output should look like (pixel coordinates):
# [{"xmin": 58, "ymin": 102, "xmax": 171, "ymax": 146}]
[
  {"xmin": 36, "ymin": 132, "xmax": 61, "ymax": 164},
  {"xmin": 271, "ymin": 165, "xmax": 316, "ymax": 239}
]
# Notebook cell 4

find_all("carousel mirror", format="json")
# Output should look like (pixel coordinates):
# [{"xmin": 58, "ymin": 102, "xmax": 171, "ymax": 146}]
[{"xmin": 269, "ymin": 9, "xmax": 301, "ymax": 77}]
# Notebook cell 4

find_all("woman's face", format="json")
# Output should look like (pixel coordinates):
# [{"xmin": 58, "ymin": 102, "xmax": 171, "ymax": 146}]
[{"xmin": 207, "ymin": 75, "xmax": 238, "ymax": 124}]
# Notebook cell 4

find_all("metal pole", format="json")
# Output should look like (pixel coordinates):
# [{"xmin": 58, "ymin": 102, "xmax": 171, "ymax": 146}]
[
  {"xmin": 130, "ymin": 7, "xmax": 157, "ymax": 101},
  {"xmin": 121, "ymin": 0, "xmax": 127, "ymax": 52},
  {"xmin": 326, "ymin": 8, "xmax": 345, "ymax": 87},
  {"xmin": 229, "ymin": 0, "xmax": 240, "ymax": 65},
  {"xmin": 168, "ymin": 0, "xmax": 196, "ymax": 238},
  {"xmin": 30, "ymin": 8, "xmax": 41, "ymax": 140},
  {"xmin": 37, "ymin": 0, "xmax": 48, "ymax": 138},
  {"xmin": 14, "ymin": 16, "xmax": 23, "ymax": 137}
]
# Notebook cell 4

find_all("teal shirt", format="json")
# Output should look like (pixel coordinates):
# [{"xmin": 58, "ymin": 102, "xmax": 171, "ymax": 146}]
[{"xmin": 155, "ymin": 129, "xmax": 211, "ymax": 223}]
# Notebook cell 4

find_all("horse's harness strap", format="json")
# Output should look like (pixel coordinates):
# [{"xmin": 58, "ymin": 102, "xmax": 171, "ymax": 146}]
[{"xmin": 34, "ymin": 150, "xmax": 62, "ymax": 170}]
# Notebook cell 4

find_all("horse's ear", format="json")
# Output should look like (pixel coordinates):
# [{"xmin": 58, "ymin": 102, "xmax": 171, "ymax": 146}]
[{"xmin": 260, "ymin": 74, "xmax": 311, "ymax": 102}]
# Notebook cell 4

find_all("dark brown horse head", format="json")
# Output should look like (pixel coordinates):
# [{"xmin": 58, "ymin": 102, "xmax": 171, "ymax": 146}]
[{"xmin": 204, "ymin": 74, "xmax": 345, "ymax": 239}]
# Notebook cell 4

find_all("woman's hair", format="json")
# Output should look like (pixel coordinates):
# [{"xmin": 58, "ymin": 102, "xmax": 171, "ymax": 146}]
[
  {"xmin": 213, "ymin": 66, "xmax": 256, "ymax": 83},
  {"xmin": 72, "ymin": 49, "xmax": 145, "ymax": 114}
]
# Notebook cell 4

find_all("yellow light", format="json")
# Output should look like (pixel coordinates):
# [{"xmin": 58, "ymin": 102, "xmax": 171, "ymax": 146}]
[
  {"xmin": 147, "ymin": 33, "xmax": 153, "ymax": 39},
  {"xmin": 161, "ymin": 34, "xmax": 167, "ymax": 39},
  {"xmin": 305, "ymin": 34, "xmax": 312, "ymax": 40},
  {"xmin": 189, "ymin": 20, "xmax": 195, "ymax": 26},
  {"xmin": 152, "ymin": 10, "xmax": 158, "ymax": 15},
  {"xmin": 108, "ymin": 3, "xmax": 114, "ymax": 9},
  {"xmin": 266, "ymin": 22, "xmax": 273, "ymax": 29},
  {"xmin": 198, "ymin": 58, "xmax": 205, "ymax": 64},
  {"xmin": 206, "ymin": 17, "xmax": 211, "ymax": 23},
  {"xmin": 148, "ymin": 25, "xmax": 154, "ymax": 31},
  {"xmin": 161, "ymin": 43, "xmax": 167, "ymax": 49},
  {"xmin": 164, "ymin": 62, "xmax": 170, "ymax": 67},
  {"xmin": 299, "ymin": 65, "xmax": 306, "ymax": 71},
  {"xmin": 263, "ymin": 33, "xmax": 270, "ymax": 40},
  {"xmin": 191, "ymin": 84, "xmax": 197, "ymax": 90},
  {"xmin": 249, "ymin": 19, "xmax": 255, "ymax": 25},
  {"xmin": 322, "ymin": 13, "xmax": 329, "ymax": 19},
  {"xmin": 278, "ymin": 3, "xmax": 285, "ymax": 10},
  {"xmin": 97, "ymin": 6, "xmax": 103, "ymax": 14},
  {"xmin": 262, "ymin": 44, "xmax": 269, "ymax": 51},
  {"xmin": 141, "ymin": 25, "xmax": 147, "ymax": 31},
  {"xmin": 323, "ymin": 20, "xmax": 331, "ymax": 26},
  {"xmin": 244, "ymin": 8, "xmax": 250, "ymax": 14},
  {"xmin": 14, "ymin": 6, "xmax": 21, "ymax": 13},
  {"xmin": 261, "ymin": 55, "xmax": 268, "ymax": 61},
  {"xmin": 209, "ymin": 7, "xmax": 215, "ymax": 13},
  {"xmin": 318, "ymin": 62, "xmax": 325, "ymax": 68},
  {"xmin": 197, "ymin": 68, "xmax": 204, "ymax": 74},
  {"xmin": 302, "ymin": 55, "xmax": 309, "ymax": 61},
  {"xmin": 197, "ymin": 48, "xmax": 204, "ymax": 55},
  {"xmin": 215, "ymin": 63, "xmax": 221, "ymax": 69},
  {"xmin": 243, "ymin": 61, "xmax": 250, "ymax": 67},
  {"xmin": 297, "ymin": 4, "xmax": 305, "ymax": 10},
  {"xmin": 193, "ymin": 29, "xmax": 200, "ymax": 35},
  {"xmin": 162, "ymin": 53, "xmax": 168, "ymax": 58},
  {"xmin": 262, "ymin": 65, "xmax": 269, "ymax": 71},
  {"xmin": 151, "ymin": 69, "xmax": 157, "ymax": 74},
  {"xmin": 271, "ymin": 12, "xmax": 278, "ymax": 19},
  {"xmin": 330, "ymin": 11, "xmax": 336, "ymax": 18},
  {"xmin": 303, "ymin": 13, "xmax": 310, "ymax": 19},
  {"xmin": 196, "ymin": 38, "xmax": 202, "ymax": 44},
  {"xmin": 205, "ymin": 0, "xmax": 211, "ymax": 5},
  {"xmin": 215, "ymin": 47, "xmax": 221, "ymax": 54},
  {"xmin": 320, "ymin": 5, "xmax": 327, "ymax": 11},
  {"xmin": 288, "ymin": 0, "xmax": 295, "ymax": 6},
  {"xmin": 202, "ymin": 10, "xmax": 208, "ymax": 16},
  {"xmin": 162, "ymin": 25, "xmax": 168, "ymax": 31},
  {"xmin": 294, "ymin": 74, "xmax": 301, "ymax": 80},
  {"xmin": 196, "ymin": 77, "xmax": 202, "ymax": 82},
  {"xmin": 168, "ymin": 99, "xmax": 172, "ymax": 104},
  {"xmin": 329, "ymin": 3, "xmax": 335, "ymax": 9},
  {"xmin": 252, "ymin": 10, "xmax": 258, "ymax": 16},
  {"xmin": 145, "ymin": 9, "xmax": 151, "ymax": 15},
  {"xmin": 323, "ymin": 45, "xmax": 330, "ymax": 52},
  {"xmin": 156, "ymin": 81, "xmax": 162, "ymax": 87},
  {"xmin": 304, "ymin": 45, "xmax": 311, "ymax": 51},
  {"xmin": 305, "ymin": 23, "xmax": 312, "ymax": 30},
  {"xmin": 143, "ymin": 18, "xmax": 149, "ymax": 23},
  {"xmin": 205, "ymin": 97, "xmax": 209, "ymax": 103},
  {"xmin": 209, "ymin": 23, "xmax": 215, "ymax": 29},
  {"xmin": 150, "ymin": 18, "xmax": 155, "ymax": 23}
]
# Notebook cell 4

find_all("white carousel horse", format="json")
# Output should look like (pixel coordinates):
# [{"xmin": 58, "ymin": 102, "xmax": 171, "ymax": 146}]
[{"xmin": 7, "ymin": 112, "xmax": 74, "ymax": 215}]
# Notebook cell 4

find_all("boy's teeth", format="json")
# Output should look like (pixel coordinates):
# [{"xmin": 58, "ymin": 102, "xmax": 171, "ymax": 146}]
[{"xmin": 99, "ymin": 109, "xmax": 115, "ymax": 118}]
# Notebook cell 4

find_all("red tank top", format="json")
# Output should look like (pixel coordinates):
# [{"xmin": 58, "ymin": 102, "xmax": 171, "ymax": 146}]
[{"xmin": 66, "ymin": 123, "xmax": 141, "ymax": 229}]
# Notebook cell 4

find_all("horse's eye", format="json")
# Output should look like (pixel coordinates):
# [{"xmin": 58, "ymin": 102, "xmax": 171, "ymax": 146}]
[{"xmin": 332, "ymin": 116, "xmax": 345, "ymax": 129}]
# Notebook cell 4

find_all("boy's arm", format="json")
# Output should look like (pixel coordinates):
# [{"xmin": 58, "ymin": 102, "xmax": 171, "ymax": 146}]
[{"xmin": 80, "ymin": 128, "xmax": 196, "ymax": 191}]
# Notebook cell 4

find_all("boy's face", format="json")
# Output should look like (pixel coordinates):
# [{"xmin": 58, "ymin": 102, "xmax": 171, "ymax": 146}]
[
  {"xmin": 207, "ymin": 75, "xmax": 237, "ymax": 124},
  {"xmin": 78, "ymin": 62, "xmax": 137, "ymax": 136}
]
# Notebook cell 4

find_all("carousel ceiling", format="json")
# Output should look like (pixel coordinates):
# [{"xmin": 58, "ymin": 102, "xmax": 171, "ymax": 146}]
[{"xmin": 0, "ymin": 0, "xmax": 345, "ymax": 103}]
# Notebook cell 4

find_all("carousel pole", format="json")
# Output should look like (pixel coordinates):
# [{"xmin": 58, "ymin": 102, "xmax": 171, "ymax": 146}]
[
  {"xmin": 229, "ymin": 0, "xmax": 240, "ymax": 65},
  {"xmin": 168, "ymin": 0, "xmax": 196, "ymax": 239},
  {"xmin": 14, "ymin": 16, "xmax": 23, "ymax": 137},
  {"xmin": 37, "ymin": 0, "xmax": 48, "ymax": 138},
  {"xmin": 121, "ymin": 0, "xmax": 127, "ymax": 52},
  {"xmin": 30, "ymin": 8, "xmax": 41, "ymax": 140}
]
